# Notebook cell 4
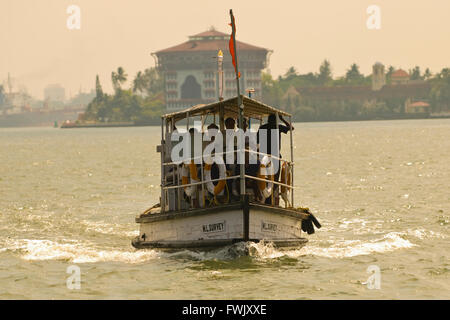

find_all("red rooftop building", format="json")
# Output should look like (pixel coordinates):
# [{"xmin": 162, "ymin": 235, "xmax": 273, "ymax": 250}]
[
  {"xmin": 391, "ymin": 69, "xmax": 410, "ymax": 85},
  {"xmin": 153, "ymin": 28, "xmax": 270, "ymax": 110}
]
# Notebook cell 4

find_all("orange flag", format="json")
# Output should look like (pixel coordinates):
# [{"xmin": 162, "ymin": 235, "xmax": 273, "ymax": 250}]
[{"xmin": 228, "ymin": 13, "xmax": 241, "ymax": 78}]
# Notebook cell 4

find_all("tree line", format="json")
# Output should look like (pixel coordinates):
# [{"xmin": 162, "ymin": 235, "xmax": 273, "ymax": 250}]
[
  {"xmin": 262, "ymin": 60, "xmax": 450, "ymax": 121},
  {"xmin": 83, "ymin": 60, "xmax": 450, "ymax": 124}
]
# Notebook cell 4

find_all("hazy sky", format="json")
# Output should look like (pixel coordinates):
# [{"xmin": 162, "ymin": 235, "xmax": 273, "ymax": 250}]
[{"xmin": 1, "ymin": 0, "xmax": 449, "ymax": 99}]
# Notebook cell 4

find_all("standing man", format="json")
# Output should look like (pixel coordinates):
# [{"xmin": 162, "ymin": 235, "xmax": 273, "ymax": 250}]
[{"xmin": 257, "ymin": 114, "xmax": 294, "ymax": 204}]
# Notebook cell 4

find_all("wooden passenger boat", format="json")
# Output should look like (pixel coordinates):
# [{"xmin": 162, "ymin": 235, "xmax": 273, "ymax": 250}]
[{"xmin": 132, "ymin": 96, "xmax": 321, "ymax": 252}]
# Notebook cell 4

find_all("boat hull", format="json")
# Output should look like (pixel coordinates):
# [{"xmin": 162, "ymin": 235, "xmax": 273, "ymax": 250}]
[{"xmin": 132, "ymin": 202, "xmax": 310, "ymax": 250}]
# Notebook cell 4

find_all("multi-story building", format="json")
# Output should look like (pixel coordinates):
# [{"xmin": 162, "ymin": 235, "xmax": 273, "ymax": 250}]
[{"xmin": 153, "ymin": 29, "xmax": 270, "ymax": 111}]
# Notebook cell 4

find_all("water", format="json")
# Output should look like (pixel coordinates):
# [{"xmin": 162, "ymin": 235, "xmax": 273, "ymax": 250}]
[{"xmin": 0, "ymin": 120, "xmax": 449, "ymax": 299}]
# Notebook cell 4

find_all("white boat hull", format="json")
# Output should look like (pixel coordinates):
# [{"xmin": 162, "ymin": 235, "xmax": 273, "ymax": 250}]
[{"xmin": 132, "ymin": 201, "xmax": 317, "ymax": 250}]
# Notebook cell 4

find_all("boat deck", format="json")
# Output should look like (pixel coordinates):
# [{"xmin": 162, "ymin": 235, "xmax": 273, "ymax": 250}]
[{"xmin": 136, "ymin": 202, "xmax": 310, "ymax": 223}]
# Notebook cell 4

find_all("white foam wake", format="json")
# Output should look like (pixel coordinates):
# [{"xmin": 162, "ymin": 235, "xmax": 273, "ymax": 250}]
[
  {"xmin": 3, "ymin": 239, "xmax": 159, "ymax": 264},
  {"xmin": 1, "ymin": 227, "xmax": 436, "ymax": 263},
  {"xmin": 248, "ymin": 232, "xmax": 416, "ymax": 259}
]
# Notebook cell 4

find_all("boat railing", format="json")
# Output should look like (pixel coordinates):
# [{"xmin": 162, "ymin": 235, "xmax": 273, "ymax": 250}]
[
  {"xmin": 162, "ymin": 148, "xmax": 290, "ymax": 167},
  {"xmin": 161, "ymin": 148, "xmax": 295, "ymax": 212}
]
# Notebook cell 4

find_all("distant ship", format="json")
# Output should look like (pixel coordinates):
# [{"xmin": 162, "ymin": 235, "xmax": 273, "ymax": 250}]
[{"xmin": 0, "ymin": 108, "xmax": 83, "ymax": 128}]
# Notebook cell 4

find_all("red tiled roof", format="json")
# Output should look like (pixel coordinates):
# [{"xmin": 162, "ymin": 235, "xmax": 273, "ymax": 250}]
[
  {"xmin": 190, "ymin": 30, "xmax": 229, "ymax": 38},
  {"xmin": 410, "ymin": 101, "xmax": 430, "ymax": 107},
  {"xmin": 391, "ymin": 69, "xmax": 409, "ymax": 78},
  {"xmin": 156, "ymin": 30, "xmax": 267, "ymax": 54}
]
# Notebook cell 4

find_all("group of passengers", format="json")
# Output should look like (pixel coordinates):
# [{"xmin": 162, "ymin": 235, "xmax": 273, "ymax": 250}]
[{"xmin": 178, "ymin": 113, "xmax": 293, "ymax": 206}]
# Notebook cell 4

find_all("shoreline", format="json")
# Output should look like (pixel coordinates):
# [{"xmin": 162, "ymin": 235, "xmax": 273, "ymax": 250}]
[
  {"xmin": 60, "ymin": 114, "xmax": 450, "ymax": 129},
  {"xmin": 1, "ymin": 114, "xmax": 449, "ymax": 129}
]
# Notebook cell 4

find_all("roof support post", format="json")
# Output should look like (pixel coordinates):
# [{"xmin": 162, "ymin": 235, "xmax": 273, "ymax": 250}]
[
  {"xmin": 160, "ymin": 117, "xmax": 165, "ymax": 213},
  {"xmin": 289, "ymin": 115, "xmax": 294, "ymax": 207},
  {"xmin": 273, "ymin": 112, "xmax": 279, "ymax": 206}
]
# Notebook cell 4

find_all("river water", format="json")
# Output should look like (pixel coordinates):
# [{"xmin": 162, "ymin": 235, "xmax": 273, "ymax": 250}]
[{"xmin": 0, "ymin": 119, "xmax": 449, "ymax": 299}]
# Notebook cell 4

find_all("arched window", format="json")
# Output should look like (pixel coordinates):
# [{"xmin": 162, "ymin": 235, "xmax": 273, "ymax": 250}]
[{"xmin": 181, "ymin": 75, "xmax": 201, "ymax": 99}]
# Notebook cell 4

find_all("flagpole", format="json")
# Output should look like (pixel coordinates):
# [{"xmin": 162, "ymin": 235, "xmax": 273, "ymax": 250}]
[{"xmin": 229, "ymin": 9, "xmax": 245, "ymax": 196}]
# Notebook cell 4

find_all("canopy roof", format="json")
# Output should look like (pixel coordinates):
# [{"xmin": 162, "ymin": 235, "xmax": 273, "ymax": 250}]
[{"xmin": 163, "ymin": 96, "xmax": 291, "ymax": 122}]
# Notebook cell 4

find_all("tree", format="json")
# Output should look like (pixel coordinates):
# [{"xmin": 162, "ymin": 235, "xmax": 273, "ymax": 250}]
[
  {"xmin": 85, "ymin": 66, "xmax": 164, "ymax": 124},
  {"xmin": 410, "ymin": 66, "xmax": 422, "ymax": 80},
  {"xmin": 133, "ymin": 71, "xmax": 146, "ymax": 94},
  {"xmin": 318, "ymin": 59, "xmax": 332, "ymax": 85},
  {"xmin": 430, "ymin": 68, "xmax": 450, "ymax": 112},
  {"xmin": 283, "ymin": 66, "xmax": 298, "ymax": 80},
  {"xmin": 439, "ymin": 68, "xmax": 450, "ymax": 79},
  {"xmin": 111, "ymin": 67, "xmax": 128, "ymax": 92},
  {"xmin": 345, "ymin": 63, "xmax": 364, "ymax": 84},
  {"xmin": 386, "ymin": 65, "xmax": 395, "ymax": 83},
  {"xmin": 142, "ymin": 67, "xmax": 163, "ymax": 97},
  {"xmin": 95, "ymin": 75, "xmax": 104, "ymax": 101},
  {"xmin": 424, "ymin": 68, "xmax": 432, "ymax": 80},
  {"xmin": 261, "ymin": 72, "xmax": 282, "ymax": 106}
]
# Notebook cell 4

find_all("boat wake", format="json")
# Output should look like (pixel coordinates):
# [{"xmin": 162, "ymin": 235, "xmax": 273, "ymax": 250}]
[
  {"xmin": 276, "ymin": 232, "xmax": 416, "ymax": 259},
  {"xmin": 1, "ymin": 227, "xmax": 440, "ymax": 264},
  {"xmin": 2, "ymin": 239, "xmax": 159, "ymax": 264}
]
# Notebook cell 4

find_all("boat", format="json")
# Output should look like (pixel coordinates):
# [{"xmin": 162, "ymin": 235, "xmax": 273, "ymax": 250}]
[{"xmin": 132, "ymin": 95, "xmax": 321, "ymax": 253}]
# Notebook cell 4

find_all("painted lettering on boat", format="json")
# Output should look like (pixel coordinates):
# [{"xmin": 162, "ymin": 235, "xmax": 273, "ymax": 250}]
[
  {"xmin": 202, "ymin": 221, "xmax": 226, "ymax": 233},
  {"xmin": 262, "ymin": 221, "xmax": 277, "ymax": 232}
]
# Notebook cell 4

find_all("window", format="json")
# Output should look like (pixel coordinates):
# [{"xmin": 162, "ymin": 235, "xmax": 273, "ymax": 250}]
[
  {"xmin": 167, "ymin": 92, "xmax": 177, "ymax": 100},
  {"xmin": 204, "ymin": 91, "xmax": 216, "ymax": 98},
  {"xmin": 166, "ymin": 73, "xmax": 177, "ymax": 80},
  {"xmin": 167, "ymin": 83, "xmax": 177, "ymax": 90},
  {"xmin": 204, "ymin": 72, "xmax": 215, "ymax": 79},
  {"xmin": 204, "ymin": 80, "xmax": 215, "ymax": 88}
]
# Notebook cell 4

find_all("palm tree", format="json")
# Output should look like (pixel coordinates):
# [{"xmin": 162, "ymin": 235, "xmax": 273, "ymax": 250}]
[
  {"xmin": 410, "ymin": 66, "xmax": 422, "ymax": 80},
  {"xmin": 133, "ymin": 71, "xmax": 146, "ymax": 94},
  {"xmin": 111, "ymin": 72, "xmax": 118, "ymax": 91},
  {"xmin": 143, "ymin": 67, "xmax": 163, "ymax": 96},
  {"xmin": 111, "ymin": 67, "xmax": 128, "ymax": 92}
]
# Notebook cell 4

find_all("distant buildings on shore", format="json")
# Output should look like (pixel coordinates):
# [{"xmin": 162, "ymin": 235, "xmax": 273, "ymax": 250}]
[
  {"xmin": 0, "ymin": 78, "xmax": 94, "ymax": 126},
  {"xmin": 284, "ymin": 63, "xmax": 431, "ymax": 115}
]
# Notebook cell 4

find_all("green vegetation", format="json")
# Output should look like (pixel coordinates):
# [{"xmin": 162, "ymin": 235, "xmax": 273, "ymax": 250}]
[
  {"xmin": 429, "ymin": 68, "xmax": 450, "ymax": 113},
  {"xmin": 262, "ymin": 60, "xmax": 450, "ymax": 121},
  {"xmin": 84, "ymin": 61, "xmax": 450, "ymax": 124},
  {"xmin": 84, "ymin": 67, "xmax": 164, "ymax": 124}
]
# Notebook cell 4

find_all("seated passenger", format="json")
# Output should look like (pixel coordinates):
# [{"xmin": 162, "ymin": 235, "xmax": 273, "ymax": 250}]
[
  {"xmin": 225, "ymin": 117, "xmax": 235, "ymax": 130},
  {"xmin": 234, "ymin": 145, "xmax": 261, "ymax": 201}
]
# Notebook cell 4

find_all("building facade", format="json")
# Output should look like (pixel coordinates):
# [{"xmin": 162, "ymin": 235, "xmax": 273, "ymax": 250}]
[{"xmin": 153, "ymin": 29, "xmax": 270, "ymax": 111}]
